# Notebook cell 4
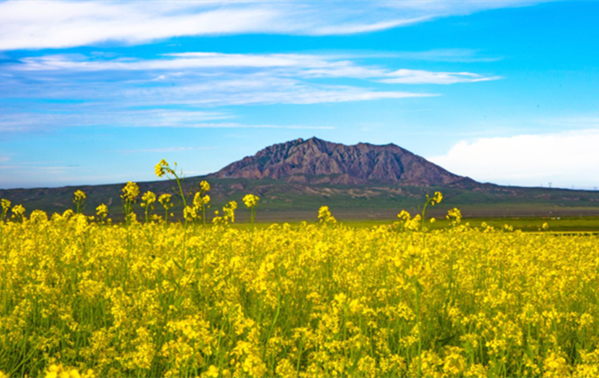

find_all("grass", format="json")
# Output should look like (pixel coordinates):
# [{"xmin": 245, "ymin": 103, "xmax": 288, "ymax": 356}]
[
  {"xmin": 228, "ymin": 216, "xmax": 599, "ymax": 233},
  {"xmin": 3, "ymin": 176, "xmax": 599, "ymax": 222}
]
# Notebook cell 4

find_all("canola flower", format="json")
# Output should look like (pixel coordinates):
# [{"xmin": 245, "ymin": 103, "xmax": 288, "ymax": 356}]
[
  {"xmin": 121, "ymin": 181, "xmax": 140, "ymax": 203},
  {"xmin": 243, "ymin": 194, "xmax": 260, "ymax": 227},
  {"xmin": 121, "ymin": 181, "xmax": 140, "ymax": 225},
  {"xmin": 159, "ymin": 193, "xmax": 174, "ymax": 225},
  {"xmin": 183, "ymin": 205, "xmax": 197, "ymax": 222},
  {"xmin": 44, "ymin": 364, "xmax": 94, "ymax": 378},
  {"xmin": 318, "ymin": 205, "xmax": 336, "ymax": 224},
  {"xmin": 200, "ymin": 180, "xmax": 210, "ymax": 193},
  {"xmin": 446, "ymin": 207, "xmax": 463, "ymax": 224},
  {"xmin": 72, "ymin": 190, "xmax": 86, "ymax": 214},
  {"xmin": 1, "ymin": 207, "xmax": 598, "ymax": 377},
  {"xmin": 96, "ymin": 203, "xmax": 108, "ymax": 224},
  {"xmin": 2, "ymin": 167, "xmax": 599, "ymax": 377},
  {"xmin": 0, "ymin": 199, "xmax": 10, "ymax": 222},
  {"xmin": 155, "ymin": 159, "xmax": 187, "ymax": 219},
  {"xmin": 141, "ymin": 191, "xmax": 157, "ymax": 224},
  {"xmin": 11, "ymin": 204, "xmax": 25, "ymax": 222},
  {"xmin": 213, "ymin": 201, "xmax": 237, "ymax": 225},
  {"xmin": 192, "ymin": 181, "xmax": 211, "ymax": 226}
]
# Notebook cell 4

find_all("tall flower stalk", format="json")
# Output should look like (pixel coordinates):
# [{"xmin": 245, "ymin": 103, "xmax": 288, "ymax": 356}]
[
  {"xmin": 193, "ymin": 181, "xmax": 211, "ymax": 226},
  {"xmin": 73, "ymin": 190, "xmax": 86, "ymax": 215},
  {"xmin": 243, "ymin": 194, "xmax": 260, "ymax": 228},
  {"xmin": 155, "ymin": 159, "xmax": 188, "ymax": 228},
  {"xmin": 141, "ymin": 191, "xmax": 157, "ymax": 224},
  {"xmin": 0, "ymin": 199, "xmax": 10, "ymax": 224},
  {"xmin": 159, "ymin": 194, "xmax": 173, "ymax": 228},
  {"xmin": 121, "ymin": 181, "xmax": 139, "ymax": 227}
]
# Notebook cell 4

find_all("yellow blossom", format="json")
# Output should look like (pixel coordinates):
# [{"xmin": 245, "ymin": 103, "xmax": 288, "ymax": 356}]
[
  {"xmin": 73, "ymin": 190, "xmax": 86, "ymax": 202},
  {"xmin": 159, "ymin": 194, "xmax": 173, "ymax": 209},
  {"xmin": 318, "ymin": 205, "xmax": 336, "ymax": 224},
  {"xmin": 200, "ymin": 180, "xmax": 210, "ymax": 193},
  {"xmin": 121, "ymin": 181, "xmax": 140, "ymax": 203},
  {"xmin": 155, "ymin": 159, "xmax": 169, "ymax": 177},
  {"xmin": 243, "ymin": 194, "xmax": 260, "ymax": 209}
]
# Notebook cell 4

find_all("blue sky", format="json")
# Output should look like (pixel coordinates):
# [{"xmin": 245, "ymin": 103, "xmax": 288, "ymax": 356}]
[{"xmin": 1, "ymin": 0, "xmax": 598, "ymax": 189}]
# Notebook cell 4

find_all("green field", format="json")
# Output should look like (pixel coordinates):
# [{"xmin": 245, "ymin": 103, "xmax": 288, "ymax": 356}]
[
  {"xmin": 228, "ymin": 216, "xmax": 599, "ymax": 234},
  {"xmin": 3, "ymin": 175, "xmax": 599, "ymax": 227}
]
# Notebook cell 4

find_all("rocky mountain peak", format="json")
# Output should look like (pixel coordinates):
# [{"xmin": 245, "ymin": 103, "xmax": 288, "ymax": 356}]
[{"xmin": 210, "ymin": 137, "xmax": 476, "ymax": 187}]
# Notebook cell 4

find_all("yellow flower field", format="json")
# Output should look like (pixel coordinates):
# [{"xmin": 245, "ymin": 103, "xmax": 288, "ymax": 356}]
[
  {"xmin": 1, "ymin": 206, "xmax": 598, "ymax": 377},
  {"xmin": 0, "ymin": 164, "xmax": 598, "ymax": 377}
]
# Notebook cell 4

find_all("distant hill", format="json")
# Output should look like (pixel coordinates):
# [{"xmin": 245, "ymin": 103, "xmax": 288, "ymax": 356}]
[
  {"xmin": 211, "ymin": 137, "xmax": 477, "ymax": 188},
  {"xmin": 2, "ymin": 137, "xmax": 599, "ymax": 221}
]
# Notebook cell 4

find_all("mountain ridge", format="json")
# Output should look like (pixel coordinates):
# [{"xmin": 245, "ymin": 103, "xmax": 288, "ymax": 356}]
[{"xmin": 210, "ymin": 137, "xmax": 477, "ymax": 188}]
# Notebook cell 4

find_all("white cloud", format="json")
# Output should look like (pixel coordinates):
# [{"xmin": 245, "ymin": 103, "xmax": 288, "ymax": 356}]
[
  {"xmin": 0, "ymin": 2, "xmax": 276, "ymax": 50},
  {"xmin": 15, "ymin": 52, "xmax": 499, "ymax": 84},
  {"xmin": 538, "ymin": 117, "xmax": 599, "ymax": 128},
  {"xmin": 148, "ymin": 82, "xmax": 435, "ymax": 106},
  {"xmin": 11, "ymin": 52, "xmax": 499, "ymax": 85},
  {"xmin": 0, "ymin": 52, "xmax": 497, "ymax": 133},
  {"xmin": 121, "ymin": 122, "xmax": 337, "ymax": 130},
  {"xmin": 310, "ymin": 16, "xmax": 434, "ymax": 35},
  {"xmin": 0, "ymin": 109, "xmax": 233, "ymax": 132},
  {"xmin": 429, "ymin": 129, "xmax": 599, "ymax": 189},
  {"xmin": 381, "ymin": 69, "xmax": 501, "ymax": 85},
  {"xmin": 0, "ymin": 108, "xmax": 338, "ymax": 132},
  {"xmin": 16, "ymin": 53, "xmax": 316, "ymax": 71},
  {"xmin": 3, "ymin": 52, "xmax": 457, "ymax": 121},
  {"xmin": 392, "ymin": 49, "xmax": 502, "ymax": 63},
  {"xmin": 0, "ymin": 0, "xmax": 549, "ymax": 50}
]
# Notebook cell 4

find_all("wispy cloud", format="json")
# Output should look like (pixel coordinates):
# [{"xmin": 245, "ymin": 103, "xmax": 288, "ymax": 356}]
[
  {"xmin": 3, "ymin": 51, "xmax": 468, "ymax": 133},
  {"xmin": 0, "ymin": 109, "xmax": 233, "ymax": 132},
  {"xmin": 537, "ymin": 116, "xmax": 599, "ymax": 128},
  {"xmin": 15, "ymin": 52, "xmax": 321, "ymax": 72},
  {"xmin": 0, "ymin": 49, "xmax": 504, "ymax": 134},
  {"xmin": 125, "ymin": 122, "xmax": 336, "ymax": 130},
  {"xmin": 392, "ymin": 49, "xmax": 502, "ymax": 63},
  {"xmin": 4, "ymin": 52, "xmax": 497, "ymax": 101},
  {"xmin": 12, "ymin": 52, "xmax": 500, "ymax": 85},
  {"xmin": 429, "ymin": 129, "xmax": 599, "ymax": 189},
  {"xmin": 138, "ymin": 81, "xmax": 435, "ymax": 107},
  {"xmin": 381, "ymin": 69, "xmax": 501, "ymax": 85},
  {"xmin": 0, "ymin": 0, "xmax": 550, "ymax": 51},
  {"xmin": 0, "ymin": 107, "xmax": 338, "ymax": 132}
]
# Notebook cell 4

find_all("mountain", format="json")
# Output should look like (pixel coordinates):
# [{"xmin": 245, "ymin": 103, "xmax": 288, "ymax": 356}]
[
  {"xmin": 211, "ymin": 137, "xmax": 477, "ymax": 188},
  {"xmin": 2, "ymin": 137, "xmax": 599, "ymax": 221}
]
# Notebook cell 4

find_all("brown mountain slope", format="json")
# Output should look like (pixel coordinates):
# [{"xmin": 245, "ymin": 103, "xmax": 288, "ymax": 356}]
[{"xmin": 210, "ymin": 137, "xmax": 477, "ymax": 187}]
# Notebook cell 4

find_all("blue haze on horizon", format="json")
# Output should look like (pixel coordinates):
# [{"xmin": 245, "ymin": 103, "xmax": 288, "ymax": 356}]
[{"xmin": 0, "ymin": 0, "xmax": 598, "ymax": 190}]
